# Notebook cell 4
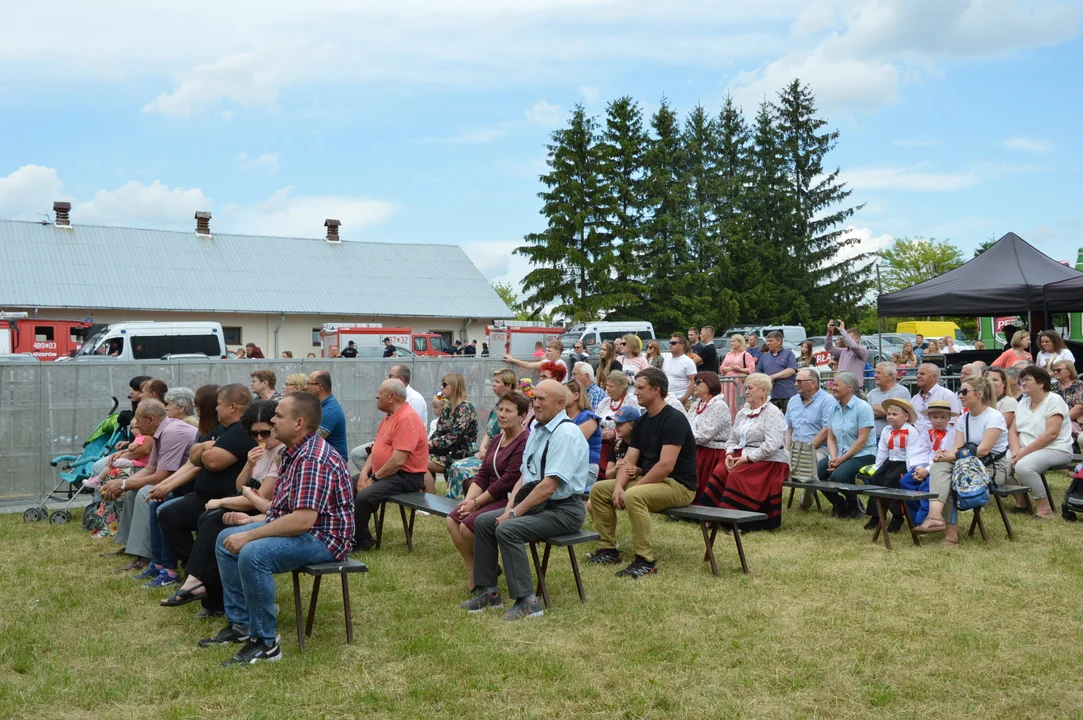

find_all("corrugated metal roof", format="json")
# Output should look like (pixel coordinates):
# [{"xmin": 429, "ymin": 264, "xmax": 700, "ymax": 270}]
[{"xmin": 0, "ymin": 220, "xmax": 512, "ymax": 319}]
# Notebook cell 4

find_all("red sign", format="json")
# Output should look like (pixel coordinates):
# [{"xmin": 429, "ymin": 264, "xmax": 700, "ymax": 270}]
[
  {"xmin": 995, "ymin": 316, "xmax": 1015, "ymax": 332},
  {"xmin": 813, "ymin": 350, "xmax": 832, "ymax": 367}
]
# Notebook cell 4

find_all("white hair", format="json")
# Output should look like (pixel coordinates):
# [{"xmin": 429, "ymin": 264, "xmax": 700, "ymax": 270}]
[
  {"xmin": 834, "ymin": 371, "xmax": 860, "ymax": 392},
  {"xmin": 876, "ymin": 361, "xmax": 897, "ymax": 377},
  {"xmin": 920, "ymin": 362, "xmax": 941, "ymax": 379},
  {"xmin": 573, "ymin": 361, "xmax": 594, "ymax": 380}
]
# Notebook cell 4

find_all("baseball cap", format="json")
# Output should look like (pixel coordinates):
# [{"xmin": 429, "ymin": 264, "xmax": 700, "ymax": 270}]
[
  {"xmin": 614, "ymin": 406, "xmax": 642, "ymax": 424},
  {"xmin": 382, "ymin": 337, "xmax": 391, "ymax": 343}
]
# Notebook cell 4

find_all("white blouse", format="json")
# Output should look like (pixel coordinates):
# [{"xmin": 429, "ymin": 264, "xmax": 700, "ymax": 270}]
[
  {"xmin": 726, "ymin": 402, "xmax": 788, "ymax": 464},
  {"xmin": 686, "ymin": 395, "xmax": 732, "ymax": 449}
]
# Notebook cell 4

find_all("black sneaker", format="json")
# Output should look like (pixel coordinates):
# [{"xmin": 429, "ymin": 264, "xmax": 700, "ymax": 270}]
[
  {"xmin": 197, "ymin": 609, "xmax": 225, "ymax": 619},
  {"xmin": 887, "ymin": 515, "xmax": 905, "ymax": 533},
  {"xmin": 198, "ymin": 624, "xmax": 249, "ymax": 648},
  {"xmin": 615, "ymin": 558, "xmax": 657, "ymax": 579},
  {"xmin": 220, "ymin": 639, "xmax": 282, "ymax": 666},
  {"xmin": 846, "ymin": 506, "xmax": 867, "ymax": 520},
  {"xmin": 586, "ymin": 548, "xmax": 622, "ymax": 565},
  {"xmin": 829, "ymin": 505, "xmax": 842, "ymax": 519},
  {"xmin": 353, "ymin": 537, "xmax": 377, "ymax": 552},
  {"xmin": 862, "ymin": 517, "xmax": 879, "ymax": 530},
  {"xmin": 459, "ymin": 590, "xmax": 502, "ymax": 613}
]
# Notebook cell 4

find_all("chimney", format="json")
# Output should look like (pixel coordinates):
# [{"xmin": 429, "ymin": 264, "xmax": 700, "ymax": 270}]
[
  {"xmin": 53, "ymin": 201, "xmax": 71, "ymax": 226},
  {"xmin": 325, "ymin": 218, "xmax": 341, "ymax": 243},
  {"xmin": 195, "ymin": 211, "xmax": 212, "ymax": 236}
]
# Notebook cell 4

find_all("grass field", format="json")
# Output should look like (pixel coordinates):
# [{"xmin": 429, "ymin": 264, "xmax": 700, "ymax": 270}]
[{"xmin": 2, "ymin": 474, "xmax": 1083, "ymax": 720}]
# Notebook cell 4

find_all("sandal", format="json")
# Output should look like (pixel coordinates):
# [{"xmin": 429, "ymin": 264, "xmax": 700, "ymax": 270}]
[
  {"xmin": 939, "ymin": 539, "xmax": 960, "ymax": 546},
  {"xmin": 160, "ymin": 584, "xmax": 206, "ymax": 607},
  {"xmin": 914, "ymin": 521, "xmax": 946, "ymax": 534}
]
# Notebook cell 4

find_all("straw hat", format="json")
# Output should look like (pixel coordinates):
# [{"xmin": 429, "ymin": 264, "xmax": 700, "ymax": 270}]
[
  {"xmin": 921, "ymin": 399, "xmax": 959, "ymax": 417},
  {"xmin": 881, "ymin": 397, "xmax": 917, "ymax": 423}
]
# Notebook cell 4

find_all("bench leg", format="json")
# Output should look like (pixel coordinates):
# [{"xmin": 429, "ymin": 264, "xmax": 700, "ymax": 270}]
[
  {"xmin": 813, "ymin": 491, "xmax": 822, "ymax": 512},
  {"xmin": 305, "ymin": 575, "xmax": 321, "ymax": 638},
  {"xmin": 900, "ymin": 501, "xmax": 920, "ymax": 547},
  {"xmin": 731, "ymin": 523, "xmax": 750, "ymax": 574},
  {"xmin": 967, "ymin": 511, "xmax": 978, "ymax": 538},
  {"xmin": 704, "ymin": 524, "xmax": 718, "ymax": 563},
  {"xmin": 375, "ymin": 501, "xmax": 386, "ymax": 550},
  {"xmin": 994, "ymin": 495, "xmax": 1015, "ymax": 540},
  {"xmin": 697, "ymin": 521, "xmax": 719, "ymax": 577},
  {"xmin": 786, "ymin": 486, "xmax": 795, "ymax": 509},
  {"xmin": 1041, "ymin": 474, "xmax": 1057, "ymax": 513},
  {"xmin": 398, "ymin": 505, "xmax": 415, "ymax": 552},
  {"xmin": 974, "ymin": 508, "xmax": 988, "ymax": 543},
  {"xmin": 871, "ymin": 497, "xmax": 892, "ymax": 550},
  {"xmin": 291, "ymin": 571, "xmax": 305, "ymax": 653},
  {"xmin": 567, "ymin": 546, "xmax": 586, "ymax": 603},
  {"xmin": 529, "ymin": 542, "xmax": 551, "ymax": 609},
  {"xmin": 341, "ymin": 572, "xmax": 354, "ymax": 644}
]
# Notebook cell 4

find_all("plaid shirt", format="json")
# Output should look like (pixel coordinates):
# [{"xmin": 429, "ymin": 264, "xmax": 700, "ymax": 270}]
[{"xmin": 266, "ymin": 432, "xmax": 356, "ymax": 560}]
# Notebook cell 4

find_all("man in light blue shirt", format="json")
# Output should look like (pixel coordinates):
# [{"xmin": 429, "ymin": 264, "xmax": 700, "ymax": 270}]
[
  {"xmin": 461, "ymin": 379, "xmax": 588, "ymax": 621},
  {"xmin": 819, "ymin": 371, "xmax": 877, "ymax": 519},
  {"xmin": 785, "ymin": 367, "xmax": 836, "ymax": 509}
]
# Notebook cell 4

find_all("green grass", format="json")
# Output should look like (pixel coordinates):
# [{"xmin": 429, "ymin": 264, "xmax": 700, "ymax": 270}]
[{"xmin": 3, "ymin": 475, "xmax": 1083, "ymax": 719}]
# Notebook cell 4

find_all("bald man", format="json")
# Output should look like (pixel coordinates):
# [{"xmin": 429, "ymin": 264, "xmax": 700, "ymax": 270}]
[
  {"xmin": 353, "ymin": 379, "xmax": 429, "ymax": 551},
  {"xmin": 910, "ymin": 363, "xmax": 962, "ymax": 434}
]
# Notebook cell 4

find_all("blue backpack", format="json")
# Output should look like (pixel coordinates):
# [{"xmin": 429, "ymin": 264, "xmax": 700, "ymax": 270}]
[{"xmin": 951, "ymin": 416, "xmax": 991, "ymax": 512}]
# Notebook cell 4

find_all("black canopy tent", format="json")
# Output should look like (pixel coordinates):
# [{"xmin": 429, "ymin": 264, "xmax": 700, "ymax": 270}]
[
  {"xmin": 877, "ymin": 232, "xmax": 1083, "ymax": 317},
  {"xmin": 1042, "ymin": 275, "xmax": 1083, "ymax": 312}
]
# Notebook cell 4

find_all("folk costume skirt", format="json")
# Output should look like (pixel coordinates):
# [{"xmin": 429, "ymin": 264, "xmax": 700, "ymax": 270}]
[{"xmin": 698, "ymin": 452, "xmax": 787, "ymax": 532}]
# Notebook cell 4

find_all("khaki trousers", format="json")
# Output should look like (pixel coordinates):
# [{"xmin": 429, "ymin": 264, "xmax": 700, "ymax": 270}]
[{"xmin": 589, "ymin": 477, "xmax": 696, "ymax": 562}]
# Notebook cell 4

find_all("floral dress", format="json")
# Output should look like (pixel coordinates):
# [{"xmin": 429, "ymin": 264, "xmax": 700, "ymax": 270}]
[
  {"xmin": 429, "ymin": 401, "xmax": 479, "ymax": 470},
  {"xmin": 83, "ymin": 465, "xmax": 137, "ymax": 536},
  {"xmin": 445, "ymin": 409, "xmax": 500, "ymax": 500}
]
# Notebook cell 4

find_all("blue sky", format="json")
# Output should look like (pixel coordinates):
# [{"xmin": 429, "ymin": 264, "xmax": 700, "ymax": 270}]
[{"xmin": 1, "ymin": 1, "xmax": 1081, "ymax": 297}]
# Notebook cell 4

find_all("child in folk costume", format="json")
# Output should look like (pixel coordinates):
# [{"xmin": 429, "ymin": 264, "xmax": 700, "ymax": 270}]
[
  {"xmin": 895, "ymin": 400, "xmax": 960, "ymax": 526},
  {"xmin": 864, "ymin": 398, "xmax": 930, "ymax": 533}
]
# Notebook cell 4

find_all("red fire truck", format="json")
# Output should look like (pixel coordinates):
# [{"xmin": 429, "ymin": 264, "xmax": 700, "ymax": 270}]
[
  {"xmin": 319, "ymin": 325, "xmax": 453, "ymax": 357},
  {"xmin": 486, "ymin": 325, "xmax": 565, "ymax": 356},
  {"xmin": 0, "ymin": 313, "xmax": 94, "ymax": 360}
]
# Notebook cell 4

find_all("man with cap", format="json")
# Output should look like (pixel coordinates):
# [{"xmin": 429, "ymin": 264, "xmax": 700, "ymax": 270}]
[
  {"xmin": 340, "ymin": 341, "xmax": 358, "ymax": 358},
  {"xmin": 452, "ymin": 340, "xmax": 464, "ymax": 355},
  {"xmin": 463, "ymin": 340, "xmax": 478, "ymax": 356},
  {"xmin": 863, "ymin": 396, "xmax": 929, "ymax": 533},
  {"xmin": 382, "ymin": 337, "xmax": 396, "ymax": 358}
]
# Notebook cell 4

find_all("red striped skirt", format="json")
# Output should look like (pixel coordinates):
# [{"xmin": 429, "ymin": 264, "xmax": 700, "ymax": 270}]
[
  {"xmin": 698, "ymin": 454, "xmax": 788, "ymax": 532},
  {"xmin": 695, "ymin": 446, "xmax": 727, "ymax": 499}
]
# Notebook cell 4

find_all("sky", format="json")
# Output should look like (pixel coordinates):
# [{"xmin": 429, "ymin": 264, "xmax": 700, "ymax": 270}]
[{"xmin": 1, "ymin": 0, "xmax": 1081, "ymax": 302}]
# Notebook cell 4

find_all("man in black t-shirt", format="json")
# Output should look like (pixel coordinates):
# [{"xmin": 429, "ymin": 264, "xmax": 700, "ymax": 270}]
[
  {"xmin": 588, "ymin": 366, "xmax": 697, "ymax": 579},
  {"xmin": 340, "ymin": 341, "xmax": 358, "ymax": 358},
  {"xmin": 382, "ymin": 337, "xmax": 396, "ymax": 358},
  {"xmin": 158, "ymin": 384, "xmax": 256, "ymax": 568},
  {"xmin": 698, "ymin": 326, "xmax": 720, "ymax": 374}
]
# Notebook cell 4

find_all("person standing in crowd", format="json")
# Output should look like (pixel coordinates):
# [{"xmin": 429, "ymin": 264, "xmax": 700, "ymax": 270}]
[
  {"xmin": 306, "ymin": 371, "xmax": 348, "ymax": 461},
  {"xmin": 280, "ymin": 351, "xmax": 294, "ymax": 359},
  {"xmin": 698, "ymin": 326, "xmax": 720, "ymax": 374},
  {"xmin": 796, "ymin": 340, "xmax": 815, "ymax": 368},
  {"xmin": 868, "ymin": 362, "xmax": 910, "ymax": 438},
  {"xmin": 459, "ymin": 380, "xmax": 588, "ymax": 620},
  {"xmin": 326, "ymin": 345, "xmax": 340, "ymax": 359},
  {"xmin": 249, "ymin": 370, "xmax": 281, "ymax": 401},
  {"xmin": 925, "ymin": 339, "xmax": 941, "ymax": 355},
  {"xmin": 686, "ymin": 372, "xmax": 731, "ymax": 499},
  {"xmin": 204, "ymin": 392, "xmax": 354, "ymax": 665},
  {"xmin": 531, "ymin": 341, "xmax": 545, "ymax": 358},
  {"xmin": 688, "ymin": 328, "xmax": 703, "ymax": 357},
  {"xmin": 464, "ymin": 340, "xmax": 478, "ymax": 356},
  {"xmin": 664, "ymin": 334, "xmax": 698, "ymax": 406},
  {"xmin": 353, "ymin": 380, "xmax": 429, "ymax": 550},
  {"xmin": 940, "ymin": 337, "xmax": 957, "ymax": 354},
  {"xmin": 785, "ymin": 367, "xmax": 835, "ymax": 510},
  {"xmin": 645, "ymin": 340, "xmax": 664, "ymax": 369},
  {"xmin": 504, "ymin": 339, "xmax": 569, "ymax": 379},
  {"xmin": 481, "ymin": 342, "xmax": 489, "ymax": 357},
  {"xmin": 897, "ymin": 342, "xmax": 918, "ymax": 369},
  {"xmin": 1036, "ymin": 330, "xmax": 1075, "ymax": 370},
  {"xmin": 720, "ymin": 334, "xmax": 758, "ymax": 421},
  {"xmin": 340, "ymin": 341, "xmax": 358, "ymax": 358},
  {"xmin": 913, "ymin": 333, "xmax": 926, "ymax": 361},
  {"xmin": 698, "ymin": 373, "xmax": 789, "ymax": 532},
  {"xmin": 382, "ymin": 337, "xmax": 396, "ymax": 358},
  {"xmin": 1010, "ymin": 366, "xmax": 1074, "ymax": 519},
  {"xmin": 819, "ymin": 372, "xmax": 877, "ymax": 519},
  {"xmin": 825, "ymin": 320, "xmax": 868, "ymax": 382},
  {"xmin": 588, "ymin": 367, "xmax": 698, "ymax": 579},
  {"xmin": 568, "ymin": 340, "xmax": 590, "ymax": 366},
  {"xmin": 755, "ymin": 331, "xmax": 798, "ymax": 411},
  {"xmin": 426, "ymin": 373, "xmax": 478, "ymax": 494},
  {"xmin": 597, "ymin": 340, "xmax": 623, "ymax": 381},
  {"xmin": 992, "ymin": 330, "xmax": 1031, "ymax": 368},
  {"xmin": 243, "ymin": 343, "xmax": 265, "ymax": 359},
  {"xmin": 283, "ymin": 373, "xmax": 308, "ymax": 394},
  {"xmin": 620, "ymin": 335, "xmax": 649, "ymax": 379},
  {"xmin": 747, "ymin": 333, "xmax": 762, "ymax": 359},
  {"xmin": 910, "ymin": 363, "xmax": 962, "ymax": 434}
]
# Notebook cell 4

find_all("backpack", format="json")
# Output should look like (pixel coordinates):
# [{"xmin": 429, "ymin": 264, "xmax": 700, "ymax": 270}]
[
  {"xmin": 950, "ymin": 455, "xmax": 990, "ymax": 511},
  {"xmin": 1063, "ymin": 466, "xmax": 1083, "ymax": 521}
]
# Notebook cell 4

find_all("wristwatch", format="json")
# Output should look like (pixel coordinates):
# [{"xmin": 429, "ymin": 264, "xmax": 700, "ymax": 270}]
[
  {"xmin": 120, "ymin": 478, "xmax": 128, "ymax": 491},
  {"xmin": 508, "ymin": 509, "xmax": 517, "ymax": 519}
]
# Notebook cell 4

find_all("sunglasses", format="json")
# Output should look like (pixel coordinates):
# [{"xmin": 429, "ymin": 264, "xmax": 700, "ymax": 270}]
[
  {"xmin": 669, "ymin": 341, "xmax": 678, "ymax": 346},
  {"xmin": 441, "ymin": 381, "xmax": 448, "ymax": 388},
  {"xmin": 249, "ymin": 429, "xmax": 273, "ymax": 439},
  {"xmin": 958, "ymin": 388, "xmax": 969, "ymax": 397},
  {"xmin": 693, "ymin": 379, "xmax": 703, "ymax": 385}
]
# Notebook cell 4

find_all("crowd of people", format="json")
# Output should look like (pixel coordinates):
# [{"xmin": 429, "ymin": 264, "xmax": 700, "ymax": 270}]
[{"xmin": 79, "ymin": 322, "xmax": 1081, "ymax": 664}]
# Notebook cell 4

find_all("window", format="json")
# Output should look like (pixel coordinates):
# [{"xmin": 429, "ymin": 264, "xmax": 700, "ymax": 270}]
[
  {"xmin": 173, "ymin": 334, "xmax": 222, "ymax": 357},
  {"xmin": 130, "ymin": 335, "xmax": 170, "ymax": 360},
  {"xmin": 413, "ymin": 337, "xmax": 428, "ymax": 352},
  {"xmin": 223, "ymin": 326, "xmax": 242, "ymax": 345},
  {"xmin": 34, "ymin": 326, "xmax": 55, "ymax": 342},
  {"xmin": 312, "ymin": 328, "xmax": 322, "ymax": 347}
]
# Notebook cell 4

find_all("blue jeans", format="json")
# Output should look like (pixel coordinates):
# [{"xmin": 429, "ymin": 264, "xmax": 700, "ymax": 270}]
[
  {"xmin": 215, "ymin": 523, "xmax": 334, "ymax": 644},
  {"xmin": 150, "ymin": 495, "xmax": 181, "ymax": 569},
  {"xmin": 817, "ymin": 454, "xmax": 876, "ymax": 513}
]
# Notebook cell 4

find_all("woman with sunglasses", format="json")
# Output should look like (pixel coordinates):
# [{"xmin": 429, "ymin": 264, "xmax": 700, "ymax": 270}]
[
  {"xmin": 161, "ymin": 400, "xmax": 282, "ymax": 611},
  {"xmin": 427, "ymin": 373, "xmax": 479, "ymax": 494},
  {"xmin": 620, "ymin": 334, "xmax": 649, "ymax": 379},
  {"xmin": 687, "ymin": 372, "xmax": 732, "ymax": 499},
  {"xmin": 645, "ymin": 340, "xmax": 664, "ymax": 369},
  {"xmin": 1051, "ymin": 359, "xmax": 1083, "ymax": 450},
  {"xmin": 720, "ymin": 334, "xmax": 757, "ymax": 422},
  {"xmin": 1010, "ymin": 366, "xmax": 1074, "ymax": 519}
]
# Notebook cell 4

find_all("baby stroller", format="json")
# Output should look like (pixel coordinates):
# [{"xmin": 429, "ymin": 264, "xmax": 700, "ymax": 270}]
[
  {"xmin": 24, "ymin": 398, "xmax": 131, "ymax": 524},
  {"xmin": 1062, "ymin": 464, "xmax": 1083, "ymax": 522}
]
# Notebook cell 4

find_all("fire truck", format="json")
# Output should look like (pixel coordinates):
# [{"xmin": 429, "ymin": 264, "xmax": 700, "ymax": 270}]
[
  {"xmin": 319, "ymin": 324, "xmax": 453, "ymax": 357},
  {"xmin": 0, "ymin": 313, "xmax": 94, "ymax": 360},
  {"xmin": 486, "ymin": 324, "xmax": 565, "ymax": 356}
]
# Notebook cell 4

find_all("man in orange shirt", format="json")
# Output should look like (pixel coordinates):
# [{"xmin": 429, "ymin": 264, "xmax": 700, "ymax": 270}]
[{"xmin": 353, "ymin": 379, "xmax": 429, "ymax": 551}]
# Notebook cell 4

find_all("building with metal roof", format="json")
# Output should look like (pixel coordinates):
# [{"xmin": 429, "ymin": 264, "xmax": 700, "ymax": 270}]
[{"xmin": 0, "ymin": 210, "xmax": 512, "ymax": 356}]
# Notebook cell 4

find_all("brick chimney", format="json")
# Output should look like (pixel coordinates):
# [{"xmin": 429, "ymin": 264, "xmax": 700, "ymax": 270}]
[
  {"xmin": 53, "ymin": 201, "xmax": 71, "ymax": 226},
  {"xmin": 195, "ymin": 211, "xmax": 212, "ymax": 236},
  {"xmin": 325, "ymin": 218, "xmax": 341, "ymax": 243}
]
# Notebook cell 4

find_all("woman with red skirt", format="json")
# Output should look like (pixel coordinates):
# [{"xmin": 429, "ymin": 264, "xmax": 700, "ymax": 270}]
[{"xmin": 686, "ymin": 372, "xmax": 731, "ymax": 499}]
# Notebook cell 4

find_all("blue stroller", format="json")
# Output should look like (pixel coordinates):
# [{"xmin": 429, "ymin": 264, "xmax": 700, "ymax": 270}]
[{"xmin": 24, "ymin": 398, "xmax": 131, "ymax": 524}]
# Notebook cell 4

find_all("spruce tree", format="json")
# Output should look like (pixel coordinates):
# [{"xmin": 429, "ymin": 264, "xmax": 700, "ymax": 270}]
[
  {"xmin": 515, "ymin": 104, "xmax": 612, "ymax": 320},
  {"xmin": 710, "ymin": 95, "xmax": 752, "ymax": 329}
]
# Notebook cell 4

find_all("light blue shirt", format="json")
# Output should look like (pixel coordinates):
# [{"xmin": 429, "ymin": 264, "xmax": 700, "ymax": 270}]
[
  {"xmin": 785, "ymin": 389, "xmax": 837, "ymax": 444},
  {"xmin": 828, "ymin": 394, "xmax": 877, "ymax": 457},
  {"xmin": 521, "ymin": 412, "xmax": 589, "ymax": 500}
]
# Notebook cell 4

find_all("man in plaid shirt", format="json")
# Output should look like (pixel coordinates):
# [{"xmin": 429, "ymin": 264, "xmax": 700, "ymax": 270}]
[{"xmin": 202, "ymin": 392, "xmax": 355, "ymax": 666}]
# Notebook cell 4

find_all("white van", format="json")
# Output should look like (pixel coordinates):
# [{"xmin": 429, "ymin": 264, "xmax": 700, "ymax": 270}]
[
  {"xmin": 75, "ymin": 322, "xmax": 228, "ymax": 360},
  {"xmin": 559, "ymin": 321, "xmax": 656, "ymax": 353},
  {"xmin": 722, "ymin": 324, "xmax": 807, "ymax": 344}
]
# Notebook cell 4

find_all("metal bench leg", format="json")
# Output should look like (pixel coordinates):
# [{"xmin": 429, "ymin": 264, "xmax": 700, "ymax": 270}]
[
  {"xmin": 900, "ymin": 501, "xmax": 920, "ymax": 547},
  {"xmin": 375, "ymin": 501, "xmax": 386, "ymax": 549},
  {"xmin": 567, "ymin": 546, "xmax": 587, "ymax": 603},
  {"xmin": 398, "ymin": 505, "xmax": 415, "ymax": 552},
  {"xmin": 341, "ymin": 572, "xmax": 354, "ymax": 644},
  {"xmin": 291, "ymin": 571, "xmax": 305, "ymax": 653},
  {"xmin": 994, "ymin": 495, "xmax": 1015, "ymax": 540},
  {"xmin": 871, "ymin": 497, "xmax": 892, "ymax": 550},
  {"xmin": 305, "ymin": 575, "xmax": 321, "ymax": 638},
  {"xmin": 1041, "ymin": 474, "xmax": 1057, "ymax": 513},
  {"xmin": 529, "ymin": 542, "xmax": 551, "ymax": 609},
  {"xmin": 731, "ymin": 524, "xmax": 750, "ymax": 574}
]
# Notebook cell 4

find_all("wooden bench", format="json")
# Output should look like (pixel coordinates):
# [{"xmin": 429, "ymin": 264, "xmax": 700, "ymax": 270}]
[
  {"xmin": 658, "ymin": 505, "xmax": 767, "ymax": 575},
  {"xmin": 782, "ymin": 479, "xmax": 867, "ymax": 507},
  {"xmin": 376, "ymin": 492, "xmax": 460, "ymax": 551},
  {"xmin": 528, "ymin": 530, "xmax": 600, "ymax": 608},
  {"xmin": 863, "ymin": 487, "xmax": 937, "ymax": 550},
  {"xmin": 982, "ymin": 484, "xmax": 1031, "ymax": 540},
  {"xmin": 289, "ymin": 558, "xmax": 368, "ymax": 652}
]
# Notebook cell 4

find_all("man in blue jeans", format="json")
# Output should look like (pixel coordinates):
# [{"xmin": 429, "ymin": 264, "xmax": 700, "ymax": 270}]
[
  {"xmin": 819, "ymin": 371, "xmax": 877, "ymax": 519},
  {"xmin": 200, "ymin": 392, "xmax": 355, "ymax": 666}
]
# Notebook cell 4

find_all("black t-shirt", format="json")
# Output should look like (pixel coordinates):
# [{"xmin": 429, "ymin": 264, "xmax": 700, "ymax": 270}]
[
  {"xmin": 607, "ymin": 438, "xmax": 629, "ymax": 465},
  {"xmin": 193, "ymin": 422, "xmax": 257, "ymax": 501},
  {"xmin": 698, "ymin": 342, "xmax": 719, "ymax": 374},
  {"xmin": 382, "ymin": 345, "xmax": 395, "ymax": 357},
  {"xmin": 629, "ymin": 405, "xmax": 698, "ymax": 491},
  {"xmin": 463, "ymin": 345, "xmax": 477, "ymax": 356},
  {"xmin": 340, "ymin": 346, "xmax": 358, "ymax": 358}
]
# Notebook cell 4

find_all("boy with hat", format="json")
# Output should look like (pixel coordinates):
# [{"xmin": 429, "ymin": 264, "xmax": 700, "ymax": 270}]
[
  {"xmin": 603, "ymin": 406, "xmax": 641, "ymax": 480},
  {"xmin": 920, "ymin": 400, "xmax": 958, "ymax": 460},
  {"xmin": 863, "ymin": 397, "xmax": 929, "ymax": 532}
]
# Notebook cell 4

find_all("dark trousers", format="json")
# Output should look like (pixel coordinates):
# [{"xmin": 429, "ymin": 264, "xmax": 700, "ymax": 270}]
[
  {"xmin": 866, "ymin": 459, "xmax": 907, "ymax": 518},
  {"xmin": 185, "ymin": 508, "xmax": 231, "ymax": 611},
  {"xmin": 353, "ymin": 471, "xmax": 424, "ymax": 544},
  {"xmin": 158, "ymin": 492, "xmax": 209, "ymax": 567},
  {"xmin": 817, "ymin": 454, "xmax": 876, "ymax": 513},
  {"xmin": 474, "ymin": 496, "xmax": 585, "ymax": 600}
]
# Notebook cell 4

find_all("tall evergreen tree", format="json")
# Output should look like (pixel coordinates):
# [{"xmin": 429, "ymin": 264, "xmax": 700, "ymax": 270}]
[
  {"xmin": 710, "ymin": 95, "xmax": 752, "ymax": 329},
  {"xmin": 774, "ymin": 79, "xmax": 871, "ymax": 323},
  {"xmin": 515, "ymin": 104, "xmax": 612, "ymax": 320},
  {"xmin": 597, "ymin": 96, "xmax": 648, "ymax": 318}
]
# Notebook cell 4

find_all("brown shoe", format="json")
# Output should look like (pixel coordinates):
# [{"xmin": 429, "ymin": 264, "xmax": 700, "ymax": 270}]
[{"xmin": 113, "ymin": 559, "xmax": 147, "ymax": 573}]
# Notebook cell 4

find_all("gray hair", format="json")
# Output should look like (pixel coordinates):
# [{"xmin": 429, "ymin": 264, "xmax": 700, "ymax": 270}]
[
  {"xmin": 745, "ymin": 372, "xmax": 774, "ymax": 394},
  {"xmin": 961, "ymin": 362, "xmax": 977, "ymax": 377},
  {"xmin": 766, "ymin": 330, "xmax": 783, "ymax": 341},
  {"xmin": 876, "ymin": 361, "xmax": 897, "ymax": 377},
  {"xmin": 920, "ymin": 362, "xmax": 941, "ymax": 379},
  {"xmin": 573, "ymin": 361, "xmax": 595, "ymax": 381},
  {"xmin": 164, "ymin": 387, "xmax": 195, "ymax": 416},
  {"xmin": 1003, "ymin": 365, "xmax": 1021, "ymax": 382},
  {"xmin": 136, "ymin": 398, "xmax": 168, "ymax": 420},
  {"xmin": 798, "ymin": 366, "xmax": 821, "ymax": 384},
  {"xmin": 834, "ymin": 371, "xmax": 860, "ymax": 392},
  {"xmin": 382, "ymin": 379, "xmax": 407, "ymax": 399}
]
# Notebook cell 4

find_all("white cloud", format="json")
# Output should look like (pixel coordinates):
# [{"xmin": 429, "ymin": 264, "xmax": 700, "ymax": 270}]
[
  {"xmin": 525, "ymin": 100, "xmax": 562, "ymax": 125},
  {"xmin": 842, "ymin": 165, "xmax": 980, "ymax": 192},
  {"xmin": 792, "ymin": 3, "xmax": 835, "ymax": 38},
  {"xmin": 75, "ymin": 181, "xmax": 212, "ymax": 229},
  {"xmin": 1003, "ymin": 136, "xmax": 1054, "ymax": 154},
  {"xmin": 579, "ymin": 85, "xmax": 601, "ymax": 105},
  {"xmin": 235, "ymin": 151, "xmax": 281, "ymax": 174},
  {"xmin": 836, "ymin": 226, "xmax": 893, "ymax": 264},
  {"xmin": 412, "ymin": 128, "xmax": 508, "ymax": 145},
  {"xmin": 0, "ymin": 165, "xmax": 67, "ymax": 221},
  {"xmin": 220, "ymin": 186, "xmax": 396, "ymax": 239}
]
